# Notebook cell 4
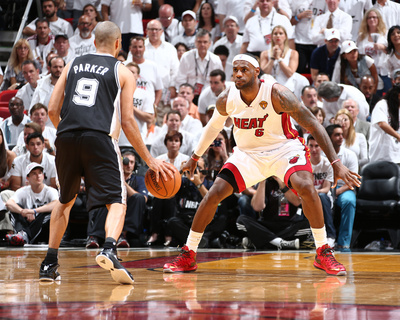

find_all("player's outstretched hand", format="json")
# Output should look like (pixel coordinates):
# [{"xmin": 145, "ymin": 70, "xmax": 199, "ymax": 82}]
[
  {"xmin": 180, "ymin": 158, "xmax": 198, "ymax": 180},
  {"xmin": 332, "ymin": 161, "xmax": 361, "ymax": 189},
  {"xmin": 147, "ymin": 158, "xmax": 176, "ymax": 182}
]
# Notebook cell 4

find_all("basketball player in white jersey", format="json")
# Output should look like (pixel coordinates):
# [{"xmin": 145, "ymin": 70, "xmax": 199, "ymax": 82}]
[
  {"xmin": 164, "ymin": 54, "xmax": 361, "ymax": 276},
  {"xmin": 39, "ymin": 21, "xmax": 174, "ymax": 284}
]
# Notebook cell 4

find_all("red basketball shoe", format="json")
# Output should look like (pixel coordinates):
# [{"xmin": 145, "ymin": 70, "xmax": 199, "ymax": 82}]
[
  {"xmin": 314, "ymin": 244, "xmax": 347, "ymax": 276},
  {"xmin": 6, "ymin": 233, "xmax": 25, "ymax": 246},
  {"xmin": 163, "ymin": 245, "xmax": 197, "ymax": 273}
]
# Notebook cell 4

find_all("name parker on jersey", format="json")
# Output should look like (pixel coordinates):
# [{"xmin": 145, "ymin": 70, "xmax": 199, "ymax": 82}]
[{"xmin": 72, "ymin": 63, "xmax": 109, "ymax": 75}]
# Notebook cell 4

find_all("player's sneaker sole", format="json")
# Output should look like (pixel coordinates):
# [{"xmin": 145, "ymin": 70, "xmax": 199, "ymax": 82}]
[
  {"xmin": 313, "ymin": 261, "xmax": 347, "ymax": 276},
  {"xmin": 163, "ymin": 264, "xmax": 198, "ymax": 273},
  {"xmin": 96, "ymin": 250, "xmax": 134, "ymax": 285}
]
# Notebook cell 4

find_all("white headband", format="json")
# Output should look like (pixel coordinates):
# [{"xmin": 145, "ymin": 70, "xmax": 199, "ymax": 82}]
[{"xmin": 232, "ymin": 54, "xmax": 260, "ymax": 68}]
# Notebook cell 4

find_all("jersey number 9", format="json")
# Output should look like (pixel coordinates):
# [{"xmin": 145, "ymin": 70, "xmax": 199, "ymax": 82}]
[{"xmin": 73, "ymin": 78, "xmax": 100, "ymax": 108}]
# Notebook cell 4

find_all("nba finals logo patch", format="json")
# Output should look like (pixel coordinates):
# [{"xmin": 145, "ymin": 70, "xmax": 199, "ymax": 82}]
[
  {"xmin": 259, "ymin": 101, "xmax": 268, "ymax": 109},
  {"xmin": 289, "ymin": 154, "xmax": 300, "ymax": 164}
]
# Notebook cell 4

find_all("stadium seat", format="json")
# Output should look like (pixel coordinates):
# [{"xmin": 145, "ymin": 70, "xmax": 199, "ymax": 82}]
[
  {"xmin": 142, "ymin": 19, "xmax": 151, "ymax": 37},
  {"xmin": 0, "ymin": 89, "xmax": 18, "ymax": 102},
  {"xmin": 0, "ymin": 105, "xmax": 10, "ymax": 118},
  {"xmin": 352, "ymin": 161, "xmax": 400, "ymax": 248}
]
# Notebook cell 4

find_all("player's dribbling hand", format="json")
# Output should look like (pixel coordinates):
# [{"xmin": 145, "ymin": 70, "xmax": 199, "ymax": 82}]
[
  {"xmin": 180, "ymin": 158, "xmax": 198, "ymax": 180},
  {"xmin": 148, "ymin": 158, "xmax": 175, "ymax": 182}
]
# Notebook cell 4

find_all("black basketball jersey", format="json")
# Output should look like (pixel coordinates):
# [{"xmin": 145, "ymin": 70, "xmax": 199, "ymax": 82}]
[{"xmin": 57, "ymin": 53, "xmax": 121, "ymax": 138}]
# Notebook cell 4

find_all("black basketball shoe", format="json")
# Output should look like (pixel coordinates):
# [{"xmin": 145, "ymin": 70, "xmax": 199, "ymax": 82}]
[
  {"xmin": 39, "ymin": 261, "xmax": 61, "ymax": 282},
  {"xmin": 95, "ymin": 248, "xmax": 134, "ymax": 284}
]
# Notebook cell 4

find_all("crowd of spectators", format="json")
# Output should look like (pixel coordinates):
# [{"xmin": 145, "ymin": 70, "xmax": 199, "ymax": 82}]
[{"xmin": 1, "ymin": 0, "xmax": 400, "ymax": 251}]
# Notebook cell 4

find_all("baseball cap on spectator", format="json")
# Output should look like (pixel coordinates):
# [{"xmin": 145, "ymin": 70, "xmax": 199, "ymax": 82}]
[
  {"xmin": 324, "ymin": 28, "xmax": 340, "ymax": 41},
  {"xmin": 26, "ymin": 162, "xmax": 44, "ymax": 177},
  {"xmin": 223, "ymin": 16, "xmax": 239, "ymax": 26},
  {"xmin": 392, "ymin": 68, "xmax": 400, "ymax": 79},
  {"xmin": 342, "ymin": 40, "xmax": 358, "ymax": 53},
  {"xmin": 182, "ymin": 10, "xmax": 196, "ymax": 20},
  {"xmin": 55, "ymin": 34, "xmax": 68, "ymax": 41}
]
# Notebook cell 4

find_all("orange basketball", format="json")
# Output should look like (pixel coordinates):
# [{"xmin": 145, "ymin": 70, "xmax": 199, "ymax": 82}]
[{"xmin": 145, "ymin": 168, "xmax": 181, "ymax": 199}]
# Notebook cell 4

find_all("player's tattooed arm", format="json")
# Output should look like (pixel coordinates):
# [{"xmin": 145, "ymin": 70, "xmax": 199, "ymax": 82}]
[
  {"xmin": 272, "ymin": 83, "xmax": 361, "ymax": 189},
  {"xmin": 216, "ymin": 86, "xmax": 231, "ymax": 116},
  {"xmin": 271, "ymin": 83, "xmax": 320, "ymax": 132},
  {"xmin": 271, "ymin": 83, "xmax": 335, "ymax": 160}
]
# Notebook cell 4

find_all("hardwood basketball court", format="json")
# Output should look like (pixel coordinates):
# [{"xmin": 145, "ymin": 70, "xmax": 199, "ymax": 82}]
[{"xmin": 1, "ymin": 247, "xmax": 399, "ymax": 319}]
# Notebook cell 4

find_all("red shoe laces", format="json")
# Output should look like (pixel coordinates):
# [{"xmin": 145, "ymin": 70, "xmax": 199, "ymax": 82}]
[
  {"xmin": 321, "ymin": 247, "xmax": 341, "ymax": 267},
  {"xmin": 171, "ymin": 248, "xmax": 191, "ymax": 263}
]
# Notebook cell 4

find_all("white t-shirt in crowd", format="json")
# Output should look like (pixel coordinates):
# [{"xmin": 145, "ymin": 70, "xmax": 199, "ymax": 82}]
[
  {"xmin": 9, "ymin": 152, "xmax": 56, "ymax": 187},
  {"xmin": 119, "ymin": 76, "xmax": 155, "ymax": 146},
  {"xmin": 11, "ymin": 184, "xmax": 58, "ymax": 210},
  {"xmin": 100, "ymin": 0, "xmax": 151, "ymax": 34},
  {"xmin": 27, "ymin": 17, "xmax": 74, "ymax": 38},
  {"xmin": 369, "ymin": 99, "xmax": 400, "ymax": 163},
  {"xmin": 156, "ymin": 152, "xmax": 189, "ymax": 170},
  {"xmin": 69, "ymin": 34, "xmax": 96, "ymax": 57}
]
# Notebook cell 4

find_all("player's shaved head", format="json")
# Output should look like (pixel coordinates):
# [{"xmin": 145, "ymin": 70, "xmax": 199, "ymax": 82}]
[{"xmin": 95, "ymin": 21, "xmax": 121, "ymax": 47}]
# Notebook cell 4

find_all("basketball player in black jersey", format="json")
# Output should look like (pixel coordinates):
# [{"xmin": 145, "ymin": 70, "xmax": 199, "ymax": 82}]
[{"xmin": 39, "ymin": 21, "xmax": 174, "ymax": 284}]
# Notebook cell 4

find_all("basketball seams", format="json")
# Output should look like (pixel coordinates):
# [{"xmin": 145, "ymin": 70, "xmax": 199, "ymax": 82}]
[{"xmin": 144, "ymin": 169, "xmax": 181, "ymax": 199}]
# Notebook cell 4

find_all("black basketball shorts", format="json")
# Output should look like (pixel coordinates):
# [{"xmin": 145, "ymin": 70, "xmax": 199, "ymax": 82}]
[{"xmin": 55, "ymin": 130, "xmax": 126, "ymax": 211}]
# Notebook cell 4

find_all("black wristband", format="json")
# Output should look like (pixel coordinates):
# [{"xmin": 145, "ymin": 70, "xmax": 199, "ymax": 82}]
[{"xmin": 280, "ymin": 186, "xmax": 290, "ymax": 193}]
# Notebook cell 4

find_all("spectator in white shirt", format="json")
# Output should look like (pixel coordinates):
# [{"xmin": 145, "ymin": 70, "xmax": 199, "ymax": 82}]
[
  {"xmin": 198, "ymin": 69, "xmax": 227, "ymax": 125},
  {"xmin": 0, "ymin": 97, "xmax": 30, "ymax": 147},
  {"xmin": 216, "ymin": 0, "xmax": 246, "ymax": 34},
  {"xmin": 16, "ymin": 60, "xmax": 41, "ymax": 110},
  {"xmin": 119, "ymin": 62, "xmax": 155, "ymax": 146},
  {"xmin": 369, "ymin": 86, "xmax": 400, "ymax": 163},
  {"xmin": 20, "ymin": 103, "xmax": 56, "ymax": 155},
  {"xmin": 150, "ymin": 110, "xmax": 196, "ymax": 158},
  {"xmin": 213, "ymin": 16, "xmax": 243, "ymax": 65},
  {"xmin": 101, "ymin": 0, "xmax": 152, "ymax": 53},
  {"xmin": 126, "ymin": 36, "xmax": 163, "ymax": 108},
  {"xmin": 240, "ymin": 0, "xmax": 294, "ymax": 57},
  {"xmin": 214, "ymin": 45, "xmax": 233, "ymax": 81},
  {"xmin": 22, "ymin": 0, "xmax": 73, "ymax": 38},
  {"xmin": 27, "ymin": 18, "xmax": 55, "ymax": 72},
  {"xmin": 158, "ymin": 4, "xmax": 183, "ymax": 44},
  {"xmin": 69, "ymin": 15, "xmax": 96, "ymax": 57},
  {"xmin": 317, "ymin": 81, "xmax": 370, "ymax": 124},
  {"xmin": 311, "ymin": 0, "xmax": 353, "ymax": 46},
  {"xmin": 171, "ymin": 96, "xmax": 203, "ymax": 139},
  {"xmin": 144, "ymin": 19, "xmax": 180, "ymax": 125},
  {"xmin": 373, "ymin": 0, "xmax": 400, "ymax": 31},
  {"xmin": 175, "ymin": 29, "xmax": 223, "ymax": 103},
  {"xmin": 386, "ymin": 26, "xmax": 400, "ymax": 80},
  {"xmin": 29, "ymin": 56, "xmax": 65, "ymax": 116},
  {"xmin": 339, "ymin": 0, "xmax": 372, "ymax": 41},
  {"xmin": 290, "ymin": 0, "xmax": 327, "ymax": 73},
  {"xmin": 171, "ymin": 10, "xmax": 198, "ymax": 50},
  {"xmin": 9, "ymin": 133, "xmax": 57, "ymax": 191}
]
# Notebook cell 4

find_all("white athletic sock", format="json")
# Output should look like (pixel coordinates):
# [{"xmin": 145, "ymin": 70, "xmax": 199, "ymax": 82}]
[
  {"xmin": 186, "ymin": 230, "xmax": 203, "ymax": 252},
  {"xmin": 270, "ymin": 237, "xmax": 283, "ymax": 247},
  {"xmin": 311, "ymin": 226, "xmax": 328, "ymax": 249}
]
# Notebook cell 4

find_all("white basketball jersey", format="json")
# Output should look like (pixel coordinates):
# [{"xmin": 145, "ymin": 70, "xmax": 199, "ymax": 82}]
[{"xmin": 226, "ymin": 78, "xmax": 300, "ymax": 152}]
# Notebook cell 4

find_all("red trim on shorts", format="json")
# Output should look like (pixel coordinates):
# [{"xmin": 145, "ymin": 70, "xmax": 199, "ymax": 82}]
[
  {"xmin": 281, "ymin": 113, "xmax": 299, "ymax": 140},
  {"xmin": 222, "ymin": 162, "xmax": 246, "ymax": 193},
  {"xmin": 283, "ymin": 145, "xmax": 312, "ymax": 196}
]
